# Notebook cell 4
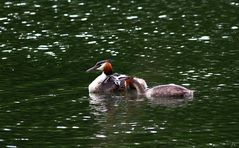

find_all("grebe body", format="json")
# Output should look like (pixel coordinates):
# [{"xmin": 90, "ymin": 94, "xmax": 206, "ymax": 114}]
[{"xmin": 125, "ymin": 77, "xmax": 193, "ymax": 98}]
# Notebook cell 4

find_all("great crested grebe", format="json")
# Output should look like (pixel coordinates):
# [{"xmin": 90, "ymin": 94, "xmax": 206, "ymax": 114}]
[
  {"xmin": 124, "ymin": 77, "xmax": 193, "ymax": 98},
  {"xmin": 86, "ymin": 60, "xmax": 148, "ymax": 93}
]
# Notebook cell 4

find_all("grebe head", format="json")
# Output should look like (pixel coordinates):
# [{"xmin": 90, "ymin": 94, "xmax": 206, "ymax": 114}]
[
  {"xmin": 124, "ymin": 77, "xmax": 135, "ymax": 89},
  {"xmin": 124, "ymin": 77, "xmax": 146, "ymax": 95},
  {"xmin": 86, "ymin": 59, "xmax": 113, "ymax": 75}
]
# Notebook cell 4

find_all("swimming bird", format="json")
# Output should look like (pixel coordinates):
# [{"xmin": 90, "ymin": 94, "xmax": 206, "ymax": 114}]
[
  {"xmin": 86, "ymin": 60, "xmax": 148, "ymax": 93},
  {"xmin": 124, "ymin": 77, "xmax": 193, "ymax": 98}
]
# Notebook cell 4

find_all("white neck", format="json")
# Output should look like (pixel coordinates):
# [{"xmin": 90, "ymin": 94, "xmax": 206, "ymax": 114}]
[
  {"xmin": 132, "ymin": 79, "xmax": 146, "ymax": 95},
  {"xmin": 88, "ymin": 72, "xmax": 107, "ymax": 93}
]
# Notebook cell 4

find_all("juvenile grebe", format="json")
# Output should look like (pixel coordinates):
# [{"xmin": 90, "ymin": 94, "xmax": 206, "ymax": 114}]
[
  {"xmin": 125, "ymin": 77, "xmax": 193, "ymax": 98},
  {"xmin": 86, "ymin": 60, "xmax": 148, "ymax": 93}
]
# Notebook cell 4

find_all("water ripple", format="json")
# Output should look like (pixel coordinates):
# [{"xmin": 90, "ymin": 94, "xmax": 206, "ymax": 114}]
[{"xmin": 0, "ymin": 0, "xmax": 239, "ymax": 147}]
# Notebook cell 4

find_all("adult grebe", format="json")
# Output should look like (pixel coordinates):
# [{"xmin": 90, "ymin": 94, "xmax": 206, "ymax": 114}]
[
  {"xmin": 124, "ymin": 77, "xmax": 193, "ymax": 98},
  {"xmin": 86, "ymin": 60, "xmax": 148, "ymax": 93}
]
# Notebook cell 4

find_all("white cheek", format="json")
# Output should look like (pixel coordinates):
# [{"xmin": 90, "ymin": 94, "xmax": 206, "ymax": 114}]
[{"xmin": 97, "ymin": 63, "xmax": 105, "ymax": 71}]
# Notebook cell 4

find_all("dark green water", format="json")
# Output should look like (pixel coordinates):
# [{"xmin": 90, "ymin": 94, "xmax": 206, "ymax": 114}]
[{"xmin": 0, "ymin": 0, "xmax": 239, "ymax": 147}]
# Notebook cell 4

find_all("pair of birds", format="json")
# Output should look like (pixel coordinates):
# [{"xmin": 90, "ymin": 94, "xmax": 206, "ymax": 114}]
[{"xmin": 87, "ymin": 60, "xmax": 193, "ymax": 98}]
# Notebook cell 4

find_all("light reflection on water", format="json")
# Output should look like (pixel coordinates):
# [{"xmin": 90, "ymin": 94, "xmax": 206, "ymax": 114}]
[{"xmin": 0, "ymin": 0, "xmax": 239, "ymax": 147}]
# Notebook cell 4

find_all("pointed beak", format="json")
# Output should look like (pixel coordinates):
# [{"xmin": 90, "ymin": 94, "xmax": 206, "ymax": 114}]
[{"xmin": 86, "ymin": 65, "xmax": 98, "ymax": 72}]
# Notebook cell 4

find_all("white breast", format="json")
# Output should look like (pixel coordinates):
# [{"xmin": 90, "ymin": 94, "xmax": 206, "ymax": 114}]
[{"xmin": 88, "ymin": 73, "xmax": 107, "ymax": 93}]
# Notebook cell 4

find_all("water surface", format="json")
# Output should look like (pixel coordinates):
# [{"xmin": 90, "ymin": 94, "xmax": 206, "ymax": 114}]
[{"xmin": 0, "ymin": 0, "xmax": 239, "ymax": 147}]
